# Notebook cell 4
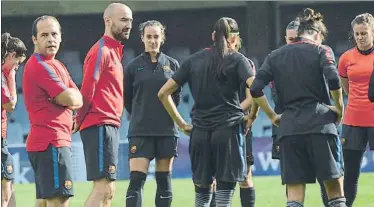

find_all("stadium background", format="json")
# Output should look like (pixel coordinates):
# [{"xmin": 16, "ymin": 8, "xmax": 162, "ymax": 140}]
[{"xmin": 1, "ymin": 1, "xmax": 374, "ymax": 205}]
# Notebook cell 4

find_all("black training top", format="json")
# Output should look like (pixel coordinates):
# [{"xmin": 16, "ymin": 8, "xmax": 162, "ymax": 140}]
[
  {"xmin": 250, "ymin": 37, "xmax": 341, "ymax": 138},
  {"xmin": 239, "ymin": 58, "xmax": 256, "ymax": 105},
  {"xmin": 172, "ymin": 46, "xmax": 254, "ymax": 130},
  {"xmin": 269, "ymin": 81, "xmax": 282, "ymax": 137},
  {"xmin": 124, "ymin": 52, "xmax": 181, "ymax": 138}
]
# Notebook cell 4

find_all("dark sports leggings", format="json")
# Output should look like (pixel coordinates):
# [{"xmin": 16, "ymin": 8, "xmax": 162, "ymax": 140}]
[{"xmin": 343, "ymin": 149, "xmax": 365, "ymax": 207}]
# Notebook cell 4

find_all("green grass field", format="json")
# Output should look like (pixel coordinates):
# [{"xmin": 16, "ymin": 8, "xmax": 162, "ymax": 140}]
[{"xmin": 14, "ymin": 173, "xmax": 374, "ymax": 207}]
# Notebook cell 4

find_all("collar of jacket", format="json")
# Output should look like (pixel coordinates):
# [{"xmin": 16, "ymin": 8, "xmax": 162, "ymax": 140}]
[
  {"xmin": 357, "ymin": 45, "xmax": 374, "ymax": 56},
  {"xmin": 141, "ymin": 52, "xmax": 168, "ymax": 65},
  {"xmin": 102, "ymin": 35, "xmax": 123, "ymax": 49}
]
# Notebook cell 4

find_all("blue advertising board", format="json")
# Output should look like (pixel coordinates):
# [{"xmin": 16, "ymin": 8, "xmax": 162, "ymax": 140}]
[{"xmin": 7, "ymin": 137, "xmax": 374, "ymax": 184}]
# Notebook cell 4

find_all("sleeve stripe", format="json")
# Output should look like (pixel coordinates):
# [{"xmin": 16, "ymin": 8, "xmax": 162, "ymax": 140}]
[
  {"xmin": 35, "ymin": 53, "xmax": 67, "ymax": 90},
  {"xmin": 93, "ymin": 38, "xmax": 104, "ymax": 81},
  {"xmin": 321, "ymin": 46, "xmax": 335, "ymax": 64},
  {"xmin": 247, "ymin": 58, "xmax": 256, "ymax": 74}
]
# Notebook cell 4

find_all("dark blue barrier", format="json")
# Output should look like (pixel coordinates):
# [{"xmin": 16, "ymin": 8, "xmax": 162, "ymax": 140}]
[{"xmin": 7, "ymin": 137, "xmax": 374, "ymax": 184}]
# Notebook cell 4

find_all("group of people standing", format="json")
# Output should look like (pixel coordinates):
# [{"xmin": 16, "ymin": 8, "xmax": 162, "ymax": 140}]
[{"xmin": 1, "ymin": 2, "xmax": 373, "ymax": 207}]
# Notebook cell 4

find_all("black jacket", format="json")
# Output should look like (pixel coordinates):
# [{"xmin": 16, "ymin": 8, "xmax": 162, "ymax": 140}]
[
  {"xmin": 172, "ymin": 47, "xmax": 254, "ymax": 129},
  {"xmin": 124, "ymin": 52, "xmax": 181, "ymax": 137},
  {"xmin": 250, "ymin": 38, "xmax": 340, "ymax": 138}
]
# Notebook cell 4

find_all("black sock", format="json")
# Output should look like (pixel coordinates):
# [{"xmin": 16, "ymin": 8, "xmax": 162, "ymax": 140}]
[
  {"xmin": 126, "ymin": 171, "xmax": 147, "ymax": 207},
  {"xmin": 328, "ymin": 197, "xmax": 347, "ymax": 207},
  {"xmin": 317, "ymin": 179, "xmax": 329, "ymax": 207},
  {"xmin": 210, "ymin": 191, "xmax": 216, "ymax": 207},
  {"xmin": 286, "ymin": 201, "xmax": 304, "ymax": 207},
  {"xmin": 155, "ymin": 172, "xmax": 172, "ymax": 207},
  {"xmin": 240, "ymin": 187, "xmax": 255, "ymax": 207},
  {"xmin": 216, "ymin": 181, "xmax": 235, "ymax": 207},
  {"xmin": 343, "ymin": 149, "xmax": 364, "ymax": 207}
]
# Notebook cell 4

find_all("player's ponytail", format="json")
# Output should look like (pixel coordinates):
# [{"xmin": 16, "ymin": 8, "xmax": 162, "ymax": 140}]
[
  {"xmin": 1, "ymin": 33, "xmax": 27, "ymax": 65},
  {"xmin": 297, "ymin": 8, "xmax": 328, "ymax": 41},
  {"xmin": 1, "ymin": 33, "xmax": 11, "ymax": 64},
  {"xmin": 212, "ymin": 17, "xmax": 239, "ymax": 77}
]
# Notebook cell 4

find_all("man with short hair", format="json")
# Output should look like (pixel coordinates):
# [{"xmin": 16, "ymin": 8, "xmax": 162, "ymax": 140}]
[
  {"xmin": 23, "ymin": 15, "xmax": 83, "ymax": 207},
  {"xmin": 73, "ymin": 3, "xmax": 133, "ymax": 207}
]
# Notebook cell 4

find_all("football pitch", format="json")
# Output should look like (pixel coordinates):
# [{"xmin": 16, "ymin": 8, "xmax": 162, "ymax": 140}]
[{"xmin": 14, "ymin": 173, "xmax": 374, "ymax": 207}]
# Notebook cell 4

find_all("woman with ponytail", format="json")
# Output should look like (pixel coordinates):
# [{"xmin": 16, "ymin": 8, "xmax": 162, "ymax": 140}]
[
  {"xmin": 338, "ymin": 13, "xmax": 374, "ymax": 207},
  {"xmin": 209, "ymin": 29, "xmax": 257, "ymax": 207},
  {"xmin": 158, "ymin": 17, "xmax": 256, "ymax": 206},
  {"xmin": 1, "ymin": 32, "xmax": 27, "ymax": 207}
]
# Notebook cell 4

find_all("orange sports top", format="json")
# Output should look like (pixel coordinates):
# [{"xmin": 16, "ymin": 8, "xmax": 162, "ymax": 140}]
[{"xmin": 338, "ymin": 47, "xmax": 374, "ymax": 127}]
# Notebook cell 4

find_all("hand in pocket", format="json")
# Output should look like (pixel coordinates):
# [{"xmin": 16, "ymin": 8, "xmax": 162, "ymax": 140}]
[{"xmin": 327, "ymin": 105, "xmax": 342, "ymax": 125}]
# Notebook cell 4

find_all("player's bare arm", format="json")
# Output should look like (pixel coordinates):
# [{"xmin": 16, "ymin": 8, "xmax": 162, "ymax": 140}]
[
  {"xmin": 240, "ymin": 77, "xmax": 254, "ymax": 111},
  {"xmin": 2, "ymin": 70, "xmax": 17, "ymax": 112},
  {"xmin": 253, "ymin": 96, "xmax": 280, "ymax": 127},
  {"xmin": 241, "ymin": 77, "xmax": 258, "ymax": 130},
  {"xmin": 6, "ymin": 69, "xmax": 17, "ymax": 104},
  {"xmin": 2, "ymin": 94, "xmax": 16, "ymax": 113},
  {"xmin": 246, "ymin": 77, "xmax": 260, "ymax": 119},
  {"xmin": 1, "ymin": 100, "xmax": 16, "ymax": 113},
  {"xmin": 53, "ymin": 88, "xmax": 83, "ymax": 109},
  {"xmin": 329, "ymin": 89, "xmax": 344, "ymax": 123},
  {"xmin": 340, "ymin": 78, "xmax": 349, "ymax": 95},
  {"xmin": 320, "ymin": 45, "xmax": 344, "ymax": 123},
  {"xmin": 250, "ymin": 54, "xmax": 280, "ymax": 127},
  {"xmin": 158, "ymin": 79, "xmax": 192, "ymax": 135},
  {"xmin": 246, "ymin": 100, "xmax": 260, "ymax": 128},
  {"xmin": 337, "ymin": 50, "xmax": 349, "ymax": 96}
]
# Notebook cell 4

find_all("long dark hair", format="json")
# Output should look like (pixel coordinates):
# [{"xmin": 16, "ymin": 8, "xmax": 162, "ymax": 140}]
[
  {"xmin": 1, "ymin": 33, "xmax": 27, "ymax": 65},
  {"xmin": 297, "ymin": 8, "xmax": 328, "ymax": 42},
  {"xmin": 213, "ymin": 17, "xmax": 239, "ymax": 76}
]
